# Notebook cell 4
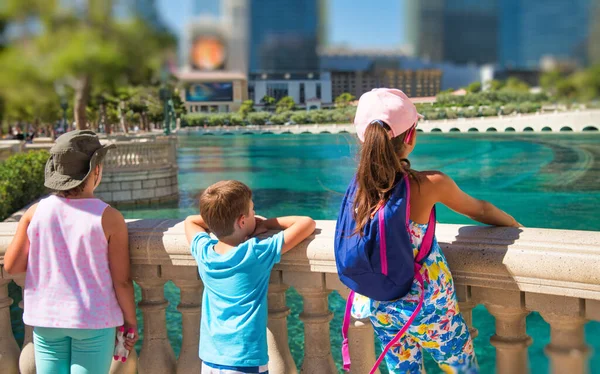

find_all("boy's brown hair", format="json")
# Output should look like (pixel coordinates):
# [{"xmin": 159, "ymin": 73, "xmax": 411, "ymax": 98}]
[{"xmin": 199, "ymin": 180, "xmax": 252, "ymax": 237}]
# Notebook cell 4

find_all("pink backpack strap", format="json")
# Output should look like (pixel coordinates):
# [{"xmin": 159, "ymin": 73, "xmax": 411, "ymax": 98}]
[
  {"xmin": 368, "ymin": 267, "xmax": 425, "ymax": 374},
  {"xmin": 343, "ymin": 175, "xmax": 437, "ymax": 373},
  {"xmin": 341, "ymin": 290, "xmax": 355, "ymax": 371}
]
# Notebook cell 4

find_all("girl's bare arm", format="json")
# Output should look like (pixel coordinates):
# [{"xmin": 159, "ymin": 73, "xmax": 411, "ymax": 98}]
[
  {"xmin": 4, "ymin": 204, "xmax": 37, "ymax": 274},
  {"xmin": 431, "ymin": 172, "xmax": 520, "ymax": 227}
]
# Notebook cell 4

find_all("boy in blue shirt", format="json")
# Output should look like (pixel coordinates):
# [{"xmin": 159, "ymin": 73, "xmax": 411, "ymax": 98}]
[{"xmin": 184, "ymin": 180, "xmax": 316, "ymax": 374}]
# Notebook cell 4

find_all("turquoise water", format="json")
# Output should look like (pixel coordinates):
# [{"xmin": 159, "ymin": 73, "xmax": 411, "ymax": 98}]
[{"xmin": 10, "ymin": 133, "xmax": 600, "ymax": 373}]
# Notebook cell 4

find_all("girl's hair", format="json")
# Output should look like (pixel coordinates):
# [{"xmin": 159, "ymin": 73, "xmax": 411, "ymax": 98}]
[
  {"xmin": 54, "ymin": 164, "xmax": 103, "ymax": 198},
  {"xmin": 353, "ymin": 121, "xmax": 413, "ymax": 235}
]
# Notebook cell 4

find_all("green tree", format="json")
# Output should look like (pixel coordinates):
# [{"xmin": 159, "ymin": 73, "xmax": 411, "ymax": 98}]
[
  {"xmin": 260, "ymin": 95, "xmax": 276, "ymax": 110},
  {"xmin": 275, "ymin": 96, "xmax": 295, "ymax": 113},
  {"xmin": 0, "ymin": 0, "xmax": 175, "ymax": 130},
  {"xmin": 489, "ymin": 80, "xmax": 505, "ymax": 91},
  {"xmin": 466, "ymin": 82, "xmax": 482, "ymax": 93},
  {"xmin": 334, "ymin": 92, "xmax": 356, "ymax": 107},
  {"xmin": 502, "ymin": 77, "xmax": 530, "ymax": 93},
  {"xmin": 238, "ymin": 100, "xmax": 254, "ymax": 117}
]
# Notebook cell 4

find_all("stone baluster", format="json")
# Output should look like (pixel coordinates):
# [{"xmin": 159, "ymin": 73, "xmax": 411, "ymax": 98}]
[
  {"xmin": 338, "ymin": 288, "xmax": 380, "ymax": 374},
  {"xmin": 0, "ymin": 276, "xmax": 19, "ymax": 374},
  {"xmin": 12, "ymin": 275, "xmax": 35, "ymax": 374},
  {"xmin": 168, "ymin": 266, "xmax": 203, "ymax": 374},
  {"xmin": 542, "ymin": 314, "xmax": 589, "ymax": 374},
  {"xmin": 529, "ymin": 295, "xmax": 589, "ymax": 374},
  {"xmin": 267, "ymin": 271, "xmax": 296, "ymax": 374},
  {"xmin": 456, "ymin": 285, "xmax": 478, "ymax": 338},
  {"xmin": 134, "ymin": 265, "xmax": 176, "ymax": 374},
  {"xmin": 285, "ymin": 272, "xmax": 336, "ymax": 374},
  {"xmin": 483, "ymin": 290, "xmax": 531, "ymax": 374}
]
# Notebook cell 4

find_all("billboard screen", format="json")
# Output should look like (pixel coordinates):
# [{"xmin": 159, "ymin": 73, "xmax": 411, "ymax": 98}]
[
  {"xmin": 190, "ymin": 36, "xmax": 226, "ymax": 71},
  {"xmin": 186, "ymin": 82, "xmax": 234, "ymax": 102}
]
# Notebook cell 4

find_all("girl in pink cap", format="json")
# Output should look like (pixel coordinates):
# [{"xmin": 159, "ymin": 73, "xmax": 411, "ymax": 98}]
[
  {"xmin": 5, "ymin": 130, "xmax": 138, "ymax": 374},
  {"xmin": 337, "ymin": 88, "xmax": 520, "ymax": 373}
]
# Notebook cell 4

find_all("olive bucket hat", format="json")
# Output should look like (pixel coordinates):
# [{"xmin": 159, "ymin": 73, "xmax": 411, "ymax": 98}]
[{"xmin": 44, "ymin": 130, "xmax": 116, "ymax": 191}]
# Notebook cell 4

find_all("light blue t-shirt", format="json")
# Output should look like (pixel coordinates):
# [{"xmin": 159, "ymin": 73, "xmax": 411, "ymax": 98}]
[{"xmin": 190, "ymin": 231, "xmax": 285, "ymax": 367}]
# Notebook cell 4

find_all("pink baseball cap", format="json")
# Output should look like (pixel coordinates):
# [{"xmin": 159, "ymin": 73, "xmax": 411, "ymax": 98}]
[{"xmin": 354, "ymin": 88, "xmax": 422, "ymax": 142}]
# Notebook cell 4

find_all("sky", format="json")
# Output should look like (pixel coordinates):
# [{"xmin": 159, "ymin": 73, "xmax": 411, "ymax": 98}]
[{"xmin": 156, "ymin": 0, "xmax": 405, "ymax": 50}]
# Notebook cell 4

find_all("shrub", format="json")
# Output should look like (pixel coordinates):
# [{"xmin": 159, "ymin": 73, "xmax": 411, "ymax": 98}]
[
  {"xmin": 208, "ymin": 113, "xmax": 229, "ymax": 127},
  {"xmin": 0, "ymin": 150, "xmax": 49, "ymax": 221},
  {"xmin": 229, "ymin": 114, "xmax": 245, "ymax": 126},
  {"xmin": 445, "ymin": 110, "xmax": 458, "ymax": 119},
  {"xmin": 480, "ymin": 107, "xmax": 498, "ymax": 117},
  {"xmin": 290, "ymin": 112, "xmax": 309, "ymax": 124},
  {"xmin": 518, "ymin": 102, "xmax": 541, "ymax": 114},
  {"xmin": 308, "ymin": 110, "xmax": 332, "ymax": 124},
  {"xmin": 502, "ymin": 104, "xmax": 517, "ymax": 115},
  {"xmin": 462, "ymin": 109, "xmax": 478, "ymax": 118},
  {"xmin": 247, "ymin": 112, "xmax": 271, "ymax": 126},
  {"xmin": 331, "ymin": 110, "xmax": 352, "ymax": 123},
  {"xmin": 270, "ymin": 113, "xmax": 289, "ymax": 125},
  {"xmin": 183, "ymin": 113, "xmax": 210, "ymax": 127},
  {"xmin": 275, "ymin": 96, "xmax": 295, "ymax": 113}
]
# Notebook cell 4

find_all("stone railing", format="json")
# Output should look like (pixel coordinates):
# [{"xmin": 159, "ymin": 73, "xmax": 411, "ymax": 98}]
[
  {"xmin": 0, "ymin": 137, "xmax": 179, "ymax": 206},
  {"xmin": 0, "ymin": 221, "xmax": 599, "ymax": 374},
  {"xmin": 102, "ymin": 138, "xmax": 177, "ymax": 172}
]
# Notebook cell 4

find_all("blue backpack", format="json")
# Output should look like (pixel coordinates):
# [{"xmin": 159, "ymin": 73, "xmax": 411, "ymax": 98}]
[{"xmin": 334, "ymin": 174, "xmax": 436, "ymax": 373}]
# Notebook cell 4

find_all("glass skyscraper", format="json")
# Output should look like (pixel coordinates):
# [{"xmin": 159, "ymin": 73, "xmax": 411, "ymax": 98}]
[
  {"xmin": 500, "ymin": 0, "xmax": 591, "ymax": 69},
  {"xmin": 406, "ymin": 0, "xmax": 594, "ymax": 69},
  {"xmin": 249, "ymin": 0, "xmax": 320, "ymax": 73}
]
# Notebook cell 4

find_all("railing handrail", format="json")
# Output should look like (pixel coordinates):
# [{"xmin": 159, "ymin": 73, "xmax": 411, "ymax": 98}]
[{"xmin": 1, "ymin": 220, "xmax": 599, "ymax": 301}]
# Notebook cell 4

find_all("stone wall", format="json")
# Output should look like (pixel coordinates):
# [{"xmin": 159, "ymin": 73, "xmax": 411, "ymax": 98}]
[{"xmin": 95, "ymin": 166, "xmax": 179, "ymax": 205}]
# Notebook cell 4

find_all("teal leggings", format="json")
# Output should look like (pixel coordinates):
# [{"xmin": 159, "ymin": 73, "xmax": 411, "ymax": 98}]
[{"xmin": 33, "ymin": 327, "xmax": 116, "ymax": 374}]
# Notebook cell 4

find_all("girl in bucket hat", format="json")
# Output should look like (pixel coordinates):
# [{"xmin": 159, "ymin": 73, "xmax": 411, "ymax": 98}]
[
  {"xmin": 5, "ymin": 130, "xmax": 138, "ymax": 374},
  {"xmin": 335, "ymin": 89, "xmax": 520, "ymax": 373}
]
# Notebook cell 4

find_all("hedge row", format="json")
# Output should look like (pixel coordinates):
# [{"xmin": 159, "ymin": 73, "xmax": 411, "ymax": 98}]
[
  {"xmin": 0, "ymin": 151, "xmax": 49, "ymax": 221},
  {"xmin": 420, "ymin": 102, "xmax": 543, "ymax": 120},
  {"xmin": 182, "ymin": 108, "xmax": 357, "ymax": 127},
  {"xmin": 434, "ymin": 91, "xmax": 549, "ymax": 107}
]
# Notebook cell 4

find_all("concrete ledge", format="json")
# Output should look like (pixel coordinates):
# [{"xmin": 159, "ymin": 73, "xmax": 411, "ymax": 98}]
[{"xmin": 2, "ymin": 220, "xmax": 597, "ymax": 302}]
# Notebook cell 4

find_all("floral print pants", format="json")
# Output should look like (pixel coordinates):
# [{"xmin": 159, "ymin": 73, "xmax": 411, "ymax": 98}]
[{"xmin": 352, "ymin": 222, "xmax": 479, "ymax": 374}]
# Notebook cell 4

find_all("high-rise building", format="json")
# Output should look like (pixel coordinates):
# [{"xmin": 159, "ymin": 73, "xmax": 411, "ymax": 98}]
[
  {"xmin": 249, "ymin": 0, "xmax": 320, "ymax": 73},
  {"xmin": 500, "ymin": 0, "xmax": 591, "ymax": 69},
  {"xmin": 406, "ymin": 0, "xmax": 593, "ymax": 69},
  {"xmin": 405, "ymin": 0, "xmax": 497, "ymax": 65}
]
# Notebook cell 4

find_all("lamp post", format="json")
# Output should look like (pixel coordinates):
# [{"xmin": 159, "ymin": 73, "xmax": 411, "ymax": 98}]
[
  {"xmin": 159, "ymin": 86, "xmax": 172, "ymax": 135},
  {"xmin": 60, "ymin": 98, "xmax": 68, "ymax": 133}
]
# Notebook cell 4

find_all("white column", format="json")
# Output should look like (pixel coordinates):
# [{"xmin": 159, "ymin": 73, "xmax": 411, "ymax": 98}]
[{"xmin": 255, "ymin": 81, "xmax": 267, "ymax": 105}]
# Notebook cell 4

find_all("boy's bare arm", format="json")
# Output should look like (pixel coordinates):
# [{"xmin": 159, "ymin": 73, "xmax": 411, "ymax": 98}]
[
  {"xmin": 184, "ymin": 215, "xmax": 210, "ymax": 243},
  {"xmin": 262, "ymin": 216, "xmax": 316, "ymax": 253}
]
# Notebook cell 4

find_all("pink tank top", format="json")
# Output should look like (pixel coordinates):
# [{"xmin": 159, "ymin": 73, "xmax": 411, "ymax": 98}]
[{"xmin": 23, "ymin": 195, "xmax": 124, "ymax": 329}]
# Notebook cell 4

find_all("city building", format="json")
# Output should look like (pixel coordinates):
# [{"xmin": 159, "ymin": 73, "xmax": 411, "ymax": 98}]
[
  {"xmin": 405, "ymin": 0, "xmax": 497, "ymax": 65},
  {"xmin": 500, "ymin": 0, "xmax": 592, "ymax": 69},
  {"xmin": 247, "ymin": 0, "xmax": 332, "ymax": 107},
  {"xmin": 405, "ymin": 0, "xmax": 594, "ymax": 70},
  {"xmin": 320, "ymin": 49, "xmax": 452, "ymax": 98},
  {"xmin": 249, "ymin": 0, "xmax": 321, "ymax": 73},
  {"xmin": 177, "ymin": 1, "xmax": 249, "ymax": 113},
  {"xmin": 249, "ymin": 72, "xmax": 332, "ymax": 107}
]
